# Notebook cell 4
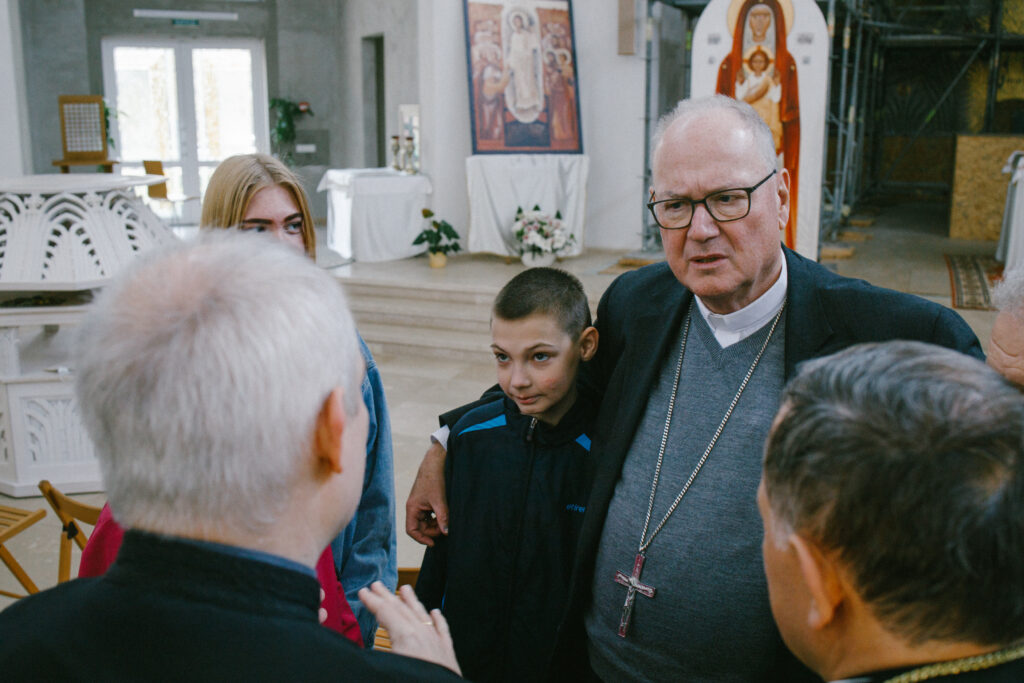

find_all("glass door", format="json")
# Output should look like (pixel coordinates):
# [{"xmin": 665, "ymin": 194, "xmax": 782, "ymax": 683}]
[{"xmin": 102, "ymin": 37, "xmax": 269, "ymax": 224}]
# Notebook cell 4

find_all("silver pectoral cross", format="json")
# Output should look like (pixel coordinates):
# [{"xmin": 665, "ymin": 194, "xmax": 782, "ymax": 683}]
[{"xmin": 613, "ymin": 552, "xmax": 656, "ymax": 638}]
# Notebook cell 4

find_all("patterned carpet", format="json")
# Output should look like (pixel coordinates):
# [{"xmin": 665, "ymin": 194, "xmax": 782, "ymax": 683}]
[{"xmin": 944, "ymin": 254, "xmax": 1002, "ymax": 310}]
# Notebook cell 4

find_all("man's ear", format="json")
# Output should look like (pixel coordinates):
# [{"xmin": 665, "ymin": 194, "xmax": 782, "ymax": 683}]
[
  {"xmin": 776, "ymin": 168, "xmax": 791, "ymax": 232},
  {"xmin": 313, "ymin": 387, "xmax": 346, "ymax": 474},
  {"xmin": 579, "ymin": 326, "xmax": 599, "ymax": 362},
  {"xmin": 790, "ymin": 533, "xmax": 843, "ymax": 630}
]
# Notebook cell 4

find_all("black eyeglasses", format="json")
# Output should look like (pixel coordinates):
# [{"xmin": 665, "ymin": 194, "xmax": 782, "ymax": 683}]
[{"xmin": 647, "ymin": 169, "xmax": 777, "ymax": 230}]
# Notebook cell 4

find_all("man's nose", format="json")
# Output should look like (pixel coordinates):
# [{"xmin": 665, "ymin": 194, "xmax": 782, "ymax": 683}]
[{"xmin": 687, "ymin": 202, "xmax": 720, "ymax": 241}]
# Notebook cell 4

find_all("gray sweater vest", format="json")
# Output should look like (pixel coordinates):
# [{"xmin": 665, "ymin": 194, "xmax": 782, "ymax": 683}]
[{"xmin": 585, "ymin": 304, "xmax": 787, "ymax": 682}]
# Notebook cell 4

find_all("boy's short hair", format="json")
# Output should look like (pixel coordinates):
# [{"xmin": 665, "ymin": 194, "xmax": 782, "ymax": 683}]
[{"xmin": 493, "ymin": 267, "xmax": 592, "ymax": 339}]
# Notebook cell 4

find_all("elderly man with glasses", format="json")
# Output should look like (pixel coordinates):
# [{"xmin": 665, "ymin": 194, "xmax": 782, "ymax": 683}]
[{"xmin": 406, "ymin": 95, "xmax": 982, "ymax": 681}]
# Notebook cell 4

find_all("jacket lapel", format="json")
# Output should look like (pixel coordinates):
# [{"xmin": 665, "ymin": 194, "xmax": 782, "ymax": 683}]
[{"xmin": 782, "ymin": 247, "xmax": 834, "ymax": 378}]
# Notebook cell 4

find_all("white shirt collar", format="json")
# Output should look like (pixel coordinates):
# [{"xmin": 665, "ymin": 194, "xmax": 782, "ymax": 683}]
[{"xmin": 693, "ymin": 251, "xmax": 787, "ymax": 348}]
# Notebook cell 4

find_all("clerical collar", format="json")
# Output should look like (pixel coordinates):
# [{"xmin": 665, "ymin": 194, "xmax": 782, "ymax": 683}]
[
  {"xmin": 177, "ymin": 535, "xmax": 316, "ymax": 578},
  {"xmin": 694, "ymin": 253, "xmax": 788, "ymax": 348}
]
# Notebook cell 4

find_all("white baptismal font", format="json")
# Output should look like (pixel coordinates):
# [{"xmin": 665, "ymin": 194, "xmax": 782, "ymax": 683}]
[{"xmin": 0, "ymin": 173, "xmax": 175, "ymax": 495}]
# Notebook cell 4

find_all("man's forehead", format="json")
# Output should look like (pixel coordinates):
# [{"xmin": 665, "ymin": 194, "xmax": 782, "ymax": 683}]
[{"xmin": 652, "ymin": 114, "xmax": 762, "ymax": 188}]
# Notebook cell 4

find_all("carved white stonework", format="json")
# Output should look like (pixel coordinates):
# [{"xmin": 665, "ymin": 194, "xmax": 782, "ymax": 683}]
[
  {"xmin": 0, "ymin": 327, "xmax": 18, "ymax": 375},
  {"xmin": 23, "ymin": 396, "xmax": 95, "ymax": 466},
  {"xmin": 0, "ymin": 174, "xmax": 176, "ymax": 291}
]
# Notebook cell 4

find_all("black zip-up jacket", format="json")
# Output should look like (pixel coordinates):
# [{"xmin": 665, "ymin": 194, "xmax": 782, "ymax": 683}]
[{"xmin": 417, "ymin": 395, "xmax": 593, "ymax": 683}]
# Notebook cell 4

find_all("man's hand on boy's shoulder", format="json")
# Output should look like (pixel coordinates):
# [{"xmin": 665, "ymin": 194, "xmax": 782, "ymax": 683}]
[{"xmin": 406, "ymin": 441, "xmax": 449, "ymax": 546}]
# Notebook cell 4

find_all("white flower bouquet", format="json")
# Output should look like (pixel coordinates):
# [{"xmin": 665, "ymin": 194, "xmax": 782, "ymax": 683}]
[{"xmin": 512, "ymin": 205, "xmax": 575, "ymax": 256}]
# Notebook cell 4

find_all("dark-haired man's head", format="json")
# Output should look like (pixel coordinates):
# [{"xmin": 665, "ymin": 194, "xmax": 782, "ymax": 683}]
[
  {"xmin": 758, "ymin": 341, "xmax": 1024, "ymax": 681},
  {"xmin": 490, "ymin": 267, "xmax": 597, "ymax": 425}
]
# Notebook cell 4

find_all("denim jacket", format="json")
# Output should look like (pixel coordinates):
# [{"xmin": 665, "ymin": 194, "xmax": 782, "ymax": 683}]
[{"xmin": 331, "ymin": 335, "xmax": 398, "ymax": 647}]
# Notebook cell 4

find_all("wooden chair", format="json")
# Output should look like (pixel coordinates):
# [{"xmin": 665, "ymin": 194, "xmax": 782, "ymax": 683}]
[
  {"xmin": 37, "ymin": 480, "xmax": 102, "ymax": 583},
  {"xmin": 0, "ymin": 504, "xmax": 46, "ymax": 598},
  {"xmin": 142, "ymin": 160, "xmax": 200, "ymax": 225},
  {"xmin": 52, "ymin": 95, "xmax": 117, "ymax": 173},
  {"xmin": 373, "ymin": 567, "xmax": 421, "ymax": 651}
]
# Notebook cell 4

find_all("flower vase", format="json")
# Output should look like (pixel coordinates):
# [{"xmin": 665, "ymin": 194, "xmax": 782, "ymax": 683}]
[
  {"xmin": 428, "ymin": 251, "xmax": 447, "ymax": 268},
  {"xmin": 521, "ymin": 251, "xmax": 556, "ymax": 268}
]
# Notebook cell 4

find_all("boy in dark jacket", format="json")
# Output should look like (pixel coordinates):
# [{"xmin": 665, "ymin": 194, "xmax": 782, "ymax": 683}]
[{"xmin": 417, "ymin": 267, "xmax": 598, "ymax": 682}]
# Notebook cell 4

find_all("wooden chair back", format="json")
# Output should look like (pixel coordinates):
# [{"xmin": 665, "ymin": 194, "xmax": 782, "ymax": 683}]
[
  {"xmin": 143, "ymin": 160, "xmax": 169, "ymax": 199},
  {"xmin": 0, "ymin": 505, "xmax": 46, "ymax": 598},
  {"xmin": 37, "ymin": 480, "xmax": 102, "ymax": 583},
  {"xmin": 373, "ymin": 567, "xmax": 421, "ymax": 651}
]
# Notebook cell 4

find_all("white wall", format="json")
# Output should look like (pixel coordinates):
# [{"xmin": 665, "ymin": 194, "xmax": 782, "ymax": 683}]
[
  {"xmin": 417, "ymin": 0, "xmax": 647, "ymax": 251},
  {"xmin": 0, "ymin": 0, "xmax": 30, "ymax": 175}
]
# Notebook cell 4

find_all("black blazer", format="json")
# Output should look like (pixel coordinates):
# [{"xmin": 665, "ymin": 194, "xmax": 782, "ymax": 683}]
[{"xmin": 549, "ymin": 247, "xmax": 983, "ymax": 680}]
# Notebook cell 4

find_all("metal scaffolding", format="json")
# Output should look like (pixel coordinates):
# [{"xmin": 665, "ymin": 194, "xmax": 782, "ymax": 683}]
[{"xmin": 642, "ymin": 0, "xmax": 1019, "ymax": 254}]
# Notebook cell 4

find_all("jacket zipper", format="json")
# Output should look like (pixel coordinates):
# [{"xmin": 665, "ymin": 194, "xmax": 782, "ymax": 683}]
[{"xmin": 501, "ymin": 416, "xmax": 538, "ymax": 676}]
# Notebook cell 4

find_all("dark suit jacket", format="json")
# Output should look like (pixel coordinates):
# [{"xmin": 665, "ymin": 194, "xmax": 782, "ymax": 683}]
[
  {"xmin": 0, "ymin": 531, "xmax": 461, "ymax": 682},
  {"xmin": 549, "ymin": 248, "xmax": 983, "ymax": 680}
]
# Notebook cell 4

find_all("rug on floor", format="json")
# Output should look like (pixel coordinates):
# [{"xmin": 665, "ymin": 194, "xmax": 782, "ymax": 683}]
[{"xmin": 944, "ymin": 254, "xmax": 1002, "ymax": 310}]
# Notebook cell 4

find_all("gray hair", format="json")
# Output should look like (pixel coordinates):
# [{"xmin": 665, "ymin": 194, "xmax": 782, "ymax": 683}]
[
  {"xmin": 763, "ymin": 341, "xmax": 1024, "ymax": 647},
  {"xmin": 993, "ymin": 269, "xmax": 1024, "ymax": 319},
  {"xmin": 74, "ymin": 232, "xmax": 364, "ymax": 536},
  {"xmin": 651, "ymin": 95, "xmax": 777, "ymax": 171}
]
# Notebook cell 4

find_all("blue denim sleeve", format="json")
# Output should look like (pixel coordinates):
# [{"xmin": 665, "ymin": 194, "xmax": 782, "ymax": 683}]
[{"xmin": 332, "ymin": 335, "xmax": 398, "ymax": 648}]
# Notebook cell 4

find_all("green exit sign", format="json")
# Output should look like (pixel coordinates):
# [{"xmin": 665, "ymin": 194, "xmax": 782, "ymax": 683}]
[{"xmin": 172, "ymin": 19, "xmax": 199, "ymax": 26}]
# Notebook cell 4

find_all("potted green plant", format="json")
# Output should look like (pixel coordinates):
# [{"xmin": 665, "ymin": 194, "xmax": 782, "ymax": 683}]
[
  {"xmin": 269, "ymin": 98, "xmax": 314, "ymax": 165},
  {"xmin": 413, "ymin": 208, "xmax": 461, "ymax": 268}
]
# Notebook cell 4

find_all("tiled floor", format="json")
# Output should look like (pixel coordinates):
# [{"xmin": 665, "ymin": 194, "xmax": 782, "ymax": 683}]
[{"xmin": 0, "ymin": 200, "xmax": 1000, "ymax": 610}]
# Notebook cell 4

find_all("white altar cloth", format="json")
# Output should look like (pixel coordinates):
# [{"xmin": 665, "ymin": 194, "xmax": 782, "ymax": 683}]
[
  {"xmin": 998, "ymin": 151, "xmax": 1024, "ymax": 273},
  {"xmin": 317, "ymin": 168, "xmax": 433, "ymax": 262},
  {"xmin": 466, "ymin": 155, "xmax": 588, "ymax": 256}
]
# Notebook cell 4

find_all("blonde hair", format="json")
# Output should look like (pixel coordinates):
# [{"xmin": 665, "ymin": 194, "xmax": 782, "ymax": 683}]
[{"xmin": 200, "ymin": 153, "xmax": 316, "ymax": 258}]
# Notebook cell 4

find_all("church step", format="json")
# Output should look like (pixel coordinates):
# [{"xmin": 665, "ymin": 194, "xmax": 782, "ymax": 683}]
[
  {"xmin": 357, "ymin": 322, "xmax": 494, "ymax": 363},
  {"xmin": 339, "ymin": 278, "xmax": 500, "ymax": 307},
  {"xmin": 347, "ymin": 297, "xmax": 492, "ymax": 335}
]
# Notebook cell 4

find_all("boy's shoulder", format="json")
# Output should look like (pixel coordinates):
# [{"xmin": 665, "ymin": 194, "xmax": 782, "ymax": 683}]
[{"xmin": 450, "ymin": 396, "xmax": 511, "ymax": 441}]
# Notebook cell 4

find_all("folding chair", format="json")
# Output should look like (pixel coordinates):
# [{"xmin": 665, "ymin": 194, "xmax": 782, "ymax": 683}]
[
  {"xmin": 0, "ymin": 504, "xmax": 46, "ymax": 598},
  {"xmin": 142, "ymin": 160, "xmax": 200, "ymax": 226},
  {"xmin": 37, "ymin": 480, "xmax": 102, "ymax": 583}
]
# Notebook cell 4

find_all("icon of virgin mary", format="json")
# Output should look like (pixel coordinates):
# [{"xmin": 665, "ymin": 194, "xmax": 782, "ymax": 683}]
[{"xmin": 716, "ymin": 0, "xmax": 800, "ymax": 248}]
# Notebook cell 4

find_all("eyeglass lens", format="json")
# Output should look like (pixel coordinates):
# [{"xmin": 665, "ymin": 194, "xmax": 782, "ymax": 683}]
[{"xmin": 653, "ymin": 189, "xmax": 751, "ymax": 228}]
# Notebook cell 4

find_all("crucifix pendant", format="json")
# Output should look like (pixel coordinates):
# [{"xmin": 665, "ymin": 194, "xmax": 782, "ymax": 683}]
[{"xmin": 613, "ymin": 552, "xmax": 656, "ymax": 638}]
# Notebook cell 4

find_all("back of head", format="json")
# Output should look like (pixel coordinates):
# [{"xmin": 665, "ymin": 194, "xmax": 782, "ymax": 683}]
[
  {"xmin": 651, "ymin": 95, "xmax": 777, "ymax": 171},
  {"xmin": 74, "ymin": 232, "xmax": 363, "ymax": 537},
  {"xmin": 201, "ymin": 153, "xmax": 316, "ymax": 258},
  {"xmin": 492, "ymin": 267, "xmax": 591, "ymax": 338},
  {"xmin": 763, "ymin": 341, "xmax": 1024, "ymax": 647}
]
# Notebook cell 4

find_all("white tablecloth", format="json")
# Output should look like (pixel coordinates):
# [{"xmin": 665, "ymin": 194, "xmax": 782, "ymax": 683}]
[
  {"xmin": 998, "ymin": 151, "xmax": 1024, "ymax": 273},
  {"xmin": 317, "ymin": 168, "xmax": 433, "ymax": 262},
  {"xmin": 466, "ymin": 155, "xmax": 588, "ymax": 256}
]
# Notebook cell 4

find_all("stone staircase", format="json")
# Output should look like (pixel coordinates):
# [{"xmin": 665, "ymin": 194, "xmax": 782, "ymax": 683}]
[{"xmin": 341, "ymin": 277, "xmax": 500, "ymax": 362}]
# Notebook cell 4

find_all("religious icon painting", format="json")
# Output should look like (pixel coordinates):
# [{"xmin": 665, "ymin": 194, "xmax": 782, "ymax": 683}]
[
  {"xmin": 463, "ymin": 0, "xmax": 583, "ymax": 154},
  {"xmin": 691, "ymin": 0, "xmax": 829, "ymax": 260}
]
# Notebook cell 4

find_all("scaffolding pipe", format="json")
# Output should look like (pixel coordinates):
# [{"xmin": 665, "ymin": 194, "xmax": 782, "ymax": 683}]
[
  {"xmin": 829, "ymin": 7, "xmax": 851, "ymax": 231},
  {"xmin": 642, "ymin": 2, "xmax": 658, "ymax": 251},
  {"xmin": 876, "ymin": 39, "xmax": 988, "ymax": 188},
  {"xmin": 837, "ymin": 2, "xmax": 865, "ymax": 217},
  {"xmin": 984, "ymin": 0, "xmax": 1003, "ymax": 132},
  {"xmin": 853, "ymin": 22, "xmax": 875, "ymax": 203}
]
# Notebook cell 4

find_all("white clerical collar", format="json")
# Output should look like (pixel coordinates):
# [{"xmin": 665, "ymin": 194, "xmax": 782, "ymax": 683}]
[{"xmin": 694, "ymin": 252, "xmax": 787, "ymax": 348}]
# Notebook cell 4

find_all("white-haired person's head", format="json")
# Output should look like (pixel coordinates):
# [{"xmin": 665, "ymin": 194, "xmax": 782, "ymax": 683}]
[{"xmin": 74, "ymin": 231, "xmax": 365, "ymax": 540}]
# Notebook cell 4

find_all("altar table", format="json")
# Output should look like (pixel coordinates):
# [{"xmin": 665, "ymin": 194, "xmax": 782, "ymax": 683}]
[
  {"xmin": 317, "ymin": 169, "xmax": 433, "ymax": 262},
  {"xmin": 466, "ymin": 154, "xmax": 588, "ymax": 257}
]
